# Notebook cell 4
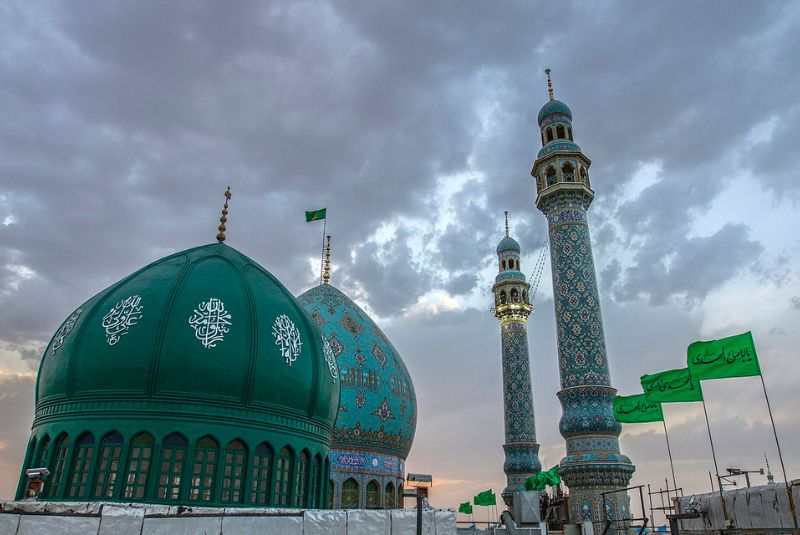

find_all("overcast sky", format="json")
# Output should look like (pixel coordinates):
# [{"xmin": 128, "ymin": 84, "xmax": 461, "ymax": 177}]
[{"xmin": 2, "ymin": 0, "xmax": 799, "ymax": 520}]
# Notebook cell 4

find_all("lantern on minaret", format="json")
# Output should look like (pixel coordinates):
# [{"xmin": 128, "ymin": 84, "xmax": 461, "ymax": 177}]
[
  {"xmin": 491, "ymin": 211, "xmax": 542, "ymax": 507},
  {"xmin": 531, "ymin": 70, "xmax": 635, "ymax": 526}
]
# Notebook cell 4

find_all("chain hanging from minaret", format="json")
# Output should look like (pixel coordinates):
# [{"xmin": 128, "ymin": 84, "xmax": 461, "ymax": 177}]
[
  {"xmin": 491, "ymin": 212, "xmax": 542, "ymax": 507},
  {"xmin": 531, "ymin": 69, "xmax": 634, "ymax": 528}
]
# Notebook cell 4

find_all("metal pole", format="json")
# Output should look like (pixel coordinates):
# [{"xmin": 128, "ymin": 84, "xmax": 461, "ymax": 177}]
[
  {"xmin": 662, "ymin": 419, "xmax": 678, "ymax": 491},
  {"xmin": 760, "ymin": 373, "xmax": 798, "ymax": 530},
  {"xmin": 319, "ymin": 217, "xmax": 327, "ymax": 285},
  {"xmin": 702, "ymin": 400, "xmax": 729, "ymax": 523},
  {"xmin": 417, "ymin": 494, "xmax": 423, "ymax": 535}
]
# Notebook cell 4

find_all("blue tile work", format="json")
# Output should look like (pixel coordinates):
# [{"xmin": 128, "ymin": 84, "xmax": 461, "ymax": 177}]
[
  {"xmin": 297, "ymin": 283, "xmax": 416, "ymax": 509},
  {"xmin": 493, "ymin": 234, "xmax": 542, "ymax": 506},
  {"xmin": 533, "ymin": 94, "xmax": 634, "ymax": 529}
]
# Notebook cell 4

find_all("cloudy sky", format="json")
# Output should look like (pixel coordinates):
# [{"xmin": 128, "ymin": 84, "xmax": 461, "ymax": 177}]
[{"xmin": 2, "ymin": 0, "xmax": 799, "ymax": 520}]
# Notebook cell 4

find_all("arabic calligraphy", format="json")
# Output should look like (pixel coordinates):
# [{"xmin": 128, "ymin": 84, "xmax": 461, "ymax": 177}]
[
  {"xmin": 101, "ymin": 295, "xmax": 143, "ymax": 346},
  {"xmin": 690, "ymin": 346, "xmax": 755, "ymax": 366},
  {"xmin": 322, "ymin": 336, "xmax": 338, "ymax": 382},
  {"xmin": 616, "ymin": 399, "xmax": 659, "ymax": 415},
  {"xmin": 272, "ymin": 314, "xmax": 302, "ymax": 366},
  {"xmin": 188, "ymin": 297, "xmax": 232, "ymax": 349},
  {"xmin": 51, "ymin": 307, "xmax": 83, "ymax": 355}
]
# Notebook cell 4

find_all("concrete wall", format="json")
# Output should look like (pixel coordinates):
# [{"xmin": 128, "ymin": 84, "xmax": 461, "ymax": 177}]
[
  {"xmin": 0, "ymin": 501, "xmax": 456, "ymax": 535},
  {"xmin": 677, "ymin": 483, "xmax": 799, "ymax": 533}
]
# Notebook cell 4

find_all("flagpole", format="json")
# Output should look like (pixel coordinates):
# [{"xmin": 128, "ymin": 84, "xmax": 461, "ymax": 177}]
[
  {"xmin": 701, "ymin": 400, "xmax": 728, "ymax": 522},
  {"xmin": 759, "ymin": 372, "xmax": 798, "ymax": 530},
  {"xmin": 319, "ymin": 217, "xmax": 327, "ymax": 285},
  {"xmin": 662, "ymin": 419, "xmax": 678, "ymax": 491}
]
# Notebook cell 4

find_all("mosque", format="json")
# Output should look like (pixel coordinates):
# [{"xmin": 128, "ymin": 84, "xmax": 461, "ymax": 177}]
[{"xmin": 4, "ymin": 72, "xmax": 637, "ymax": 534}]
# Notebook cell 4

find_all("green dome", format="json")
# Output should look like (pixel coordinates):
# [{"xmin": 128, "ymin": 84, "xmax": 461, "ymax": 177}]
[
  {"xmin": 538, "ymin": 99, "xmax": 572, "ymax": 126},
  {"xmin": 23, "ymin": 242, "xmax": 339, "ymax": 506},
  {"xmin": 497, "ymin": 235, "xmax": 521, "ymax": 254}
]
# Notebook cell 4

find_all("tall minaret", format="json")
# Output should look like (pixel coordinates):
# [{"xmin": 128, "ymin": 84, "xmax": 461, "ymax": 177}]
[
  {"xmin": 531, "ymin": 70, "xmax": 634, "ymax": 525},
  {"xmin": 492, "ymin": 212, "xmax": 542, "ymax": 507}
]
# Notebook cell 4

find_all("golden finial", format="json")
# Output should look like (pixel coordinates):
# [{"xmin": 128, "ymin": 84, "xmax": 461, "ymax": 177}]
[
  {"xmin": 322, "ymin": 235, "xmax": 332, "ymax": 284},
  {"xmin": 545, "ymin": 68, "xmax": 554, "ymax": 101},
  {"xmin": 216, "ymin": 186, "xmax": 232, "ymax": 243},
  {"xmin": 504, "ymin": 211, "xmax": 509, "ymax": 237}
]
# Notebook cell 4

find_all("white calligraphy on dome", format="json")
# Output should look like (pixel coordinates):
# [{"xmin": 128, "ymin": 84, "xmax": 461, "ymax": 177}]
[
  {"xmin": 323, "ymin": 336, "xmax": 338, "ymax": 382},
  {"xmin": 189, "ymin": 297, "xmax": 232, "ymax": 349},
  {"xmin": 51, "ymin": 307, "xmax": 83, "ymax": 355},
  {"xmin": 272, "ymin": 314, "xmax": 302, "ymax": 366},
  {"xmin": 102, "ymin": 295, "xmax": 143, "ymax": 346}
]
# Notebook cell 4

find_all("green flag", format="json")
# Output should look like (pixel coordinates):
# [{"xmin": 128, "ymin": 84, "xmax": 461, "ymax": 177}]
[
  {"xmin": 613, "ymin": 394, "xmax": 664, "ymax": 424},
  {"xmin": 458, "ymin": 501, "xmax": 473, "ymax": 514},
  {"xmin": 474, "ymin": 489, "xmax": 496, "ymax": 506},
  {"xmin": 524, "ymin": 466, "xmax": 561, "ymax": 491},
  {"xmin": 688, "ymin": 331, "xmax": 760, "ymax": 381},
  {"xmin": 641, "ymin": 367, "xmax": 703, "ymax": 403},
  {"xmin": 305, "ymin": 208, "xmax": 326, "ymax": 222}
]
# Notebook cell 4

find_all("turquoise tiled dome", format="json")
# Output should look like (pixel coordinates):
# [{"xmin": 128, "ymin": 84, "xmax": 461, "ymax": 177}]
[
  {"xmin": 297, "ymin": 283, "xmax": 416, "ymax": 459},
  {"xmin": 538, "ymin": 99, "xmax": 572, "ymax": 125},
  {"xmin": 497, "ymin": 235, "xmax": 521, "ymax": 254}
]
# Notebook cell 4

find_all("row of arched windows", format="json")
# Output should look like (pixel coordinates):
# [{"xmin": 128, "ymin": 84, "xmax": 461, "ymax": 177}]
[
  {"xmin": 541, "ymin": 162, "xmax": 589, "ymax": 189},
  {"xmin": 500, "ymin": 258, "xmax": 520, "ymax": 271},
  {"xmin": 24, "ymin": 431, "xmax": 329, "ymax": 508},
  {"xmin": 330, "ymin": 477, "xmax": 404, "ymax": 509},
  {"xmin": 498, "ymin": 287, "xmax": 528, "ymax": 305},
  {"xmin": 542, "ymin": 124, "xmax": 573, "ymax": 144}
]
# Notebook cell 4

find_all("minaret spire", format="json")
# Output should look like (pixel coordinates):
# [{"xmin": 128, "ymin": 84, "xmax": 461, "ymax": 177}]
[
  {"xmin": 504, "ymin": 210, "xmax": 510, "ymax": 237},
  {"xmin": 322, "ymin": 235, "xmax": 331, "ymax": 284},
  {"xmin": 545, "ymin": 68, "xmax": 554, "ymax": 101},
  {"xmin": 216, "ymin": 186, "xmax": 232, "ymax": 243}
]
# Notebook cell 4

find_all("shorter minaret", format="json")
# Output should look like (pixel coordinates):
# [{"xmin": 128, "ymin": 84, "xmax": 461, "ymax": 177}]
[{"xmin": 492, "ymin": 212, "xmax": 542, "ymax": 506}]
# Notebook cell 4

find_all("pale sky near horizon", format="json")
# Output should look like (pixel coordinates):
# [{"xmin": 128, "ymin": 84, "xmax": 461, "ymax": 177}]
[{"xmin": 1, "ymin": 1, "xmax": 799, "ymax": 522}]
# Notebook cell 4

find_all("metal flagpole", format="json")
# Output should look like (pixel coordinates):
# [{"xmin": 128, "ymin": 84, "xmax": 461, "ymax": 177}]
[
  {"xmin": 701, "ymin": 400, "xmax": 728, "ymax": 522},
  {"xmin": 662, "ymin": 419, "xmax": 678, "ymax": 491},
  {"xmin": 759, "ymin": 373, "xmax": 798, "ymax": 530},
  {"xmin": 319, "ymin": 217, "xmax": 327, "ymax": 285}
]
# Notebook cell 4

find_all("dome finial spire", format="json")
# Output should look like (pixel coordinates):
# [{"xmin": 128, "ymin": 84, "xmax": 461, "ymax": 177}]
[
  {"xmin": 504, "ymin": 210, "xmax": 510, "ymax": 237},
  {"xmin": 322, "ymin": 235, "xmax": 331, "ymax": 284},
  {"xmin": 545, "ymin": 68, "xmax": 554, "ymax": 101},
  {"xmin": 216, "ymin": 186, "xmax": 232, "ymax": 243}
]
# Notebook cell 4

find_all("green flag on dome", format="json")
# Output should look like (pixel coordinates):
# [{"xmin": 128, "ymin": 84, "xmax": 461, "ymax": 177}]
[
  {"xmin": 305, "ymin": 208, "xmax": 326, "ymax": 222},
  {"xmin": 613, "ymin": 394, "xmax": 664, "ymax": 423},
  {"xmin": 474, "ymin": 489, "xmax": 496, "ymax": 506},
  {"xmin": 641, "ymin": 367, "xmax": 703, "ymax": 403},
  {"xmin": 458, "ymin": 501, "xmax": 473, "ymax": 514},
  {"xmin": 687, "ymin": 331, "xmax": 761, "ymax": 380}
]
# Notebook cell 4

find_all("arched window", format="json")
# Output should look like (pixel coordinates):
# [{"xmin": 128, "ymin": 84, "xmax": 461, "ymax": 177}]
[
  {"xmin": 499, "ymin": 290, "xmax": 507, "ymax": 305},
  {"xmin": 293, "ymin": 450, "xmax": 309, "ymax": 507},
  {"xmin": 189, "ymin": 436, "xmax": 219, "ymax": 502},
  {"xmin": 328, "ymin": 479, "xmax": 335, "ymax": 509},
  {"xmin": 275, "ymin": 447, "xmax": 293, "ymax": 506},
  {"xmin": 221, "ymin": 440, "xmax": 246, "ymax": 504},
  {"xmin": 385, "ymin": 482, "xmax": 396, "ymax": 510},
  {"xmin": 546, "ymin": 167, "xmax": 557, "ymax": 186},
  {"xmin": 342, "ymin": 477, "xmax": 359, "ymax": 509},
  {"xmin": 93, "ymin": 432, "xmax": 123, "ymax": 499},
  {"xmin": 501, "ymin": 259, "xmax": 506, "ymax": 270},
  {"xmin": 47, "ymin": 434, "xmax": 70, "ymax": 498},
  {"xmin": 562, "ymin": 162, "xmax": 575, "ymax": 182},
  {"xmin": 68, "ymin": 432, "xmax": 95, "ymax": 498},
  {"xmin": 541, "ymin": 131, "xmax": 545, "ymax": 145},
  {"xmin": 35, "ymin": 435, "xmax": 50, "ymax": 469},
  {"xmin": 510, "ymin": 288, "xmax": 519, "ymax": 303},
  {"xmin": 580, "ymin": 167, "xmax": 588, "ymax": 184},
  {"xmin": 250, "ymin": 442, "xmax": 273, "ymax": 505},
  {"xmin": 546, "ymin": 127, "xmax": 554, "ymax": 142},
  {"xmin": 523, "ymin": 290, "xmax": 528, "ymax": 303},
  {"xmin": 398, "ymin": 484, "xmax": 404, "ymax": 508},
  {"xmin": 366, "ymin": 480, "xmax": 380, "ymax": 509},
  {"xmin": 309, "ymin": 454, "xmax": 321, "ymax": 508},
  {"xmin": 156, "ymin": 433, "xmax": 187, "ymax": 501},
  {"xmin": 568, "ymin": 127, "xmax": 573, "ymax": 141},
  {"xmin": 515, "ymin": 259, "xmax": 520, "ymax": 270},
  {"xmin": 122, "ymin": 432, "xmax": 153, "ymax": 500},
  {"xmin": 557, "ymin": 124, "xmax": 565, "ymax": 139}
]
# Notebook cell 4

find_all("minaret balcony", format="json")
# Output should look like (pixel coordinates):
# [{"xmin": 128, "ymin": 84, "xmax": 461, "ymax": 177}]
[
  {"xmin": 493, "ymin": 302, "xmax": 533, "ymax": 322},
  {"xmin": 535, "ymin": 181, "xmax": 594, "ymax": 211}
]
